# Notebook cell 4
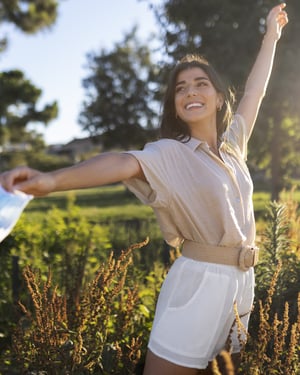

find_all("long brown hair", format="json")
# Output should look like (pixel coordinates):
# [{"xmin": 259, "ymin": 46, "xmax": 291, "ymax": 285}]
[{"xmin": 160, "ymin": 54, "xmax": 235, "ymax": 141}]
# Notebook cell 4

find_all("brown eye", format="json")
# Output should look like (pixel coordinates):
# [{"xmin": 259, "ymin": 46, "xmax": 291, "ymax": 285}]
[{"xmin": 175, "ymin": 86, "xmax": 185, "ymax": 93}]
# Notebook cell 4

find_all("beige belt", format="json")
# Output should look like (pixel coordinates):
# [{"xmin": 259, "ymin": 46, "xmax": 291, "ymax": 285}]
[{"xmin": 182, "ymin": 240, "xmax": 259, "ymax": 271}]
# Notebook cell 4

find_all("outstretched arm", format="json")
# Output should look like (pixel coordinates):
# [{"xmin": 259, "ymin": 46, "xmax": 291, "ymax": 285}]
[
  {"xmin": 236, "ymin": 3, "xmax": 288, "ymax": 137},
  {"xmin": 0, "ymin": 152, "xmax": 144, "ymax": 196}
]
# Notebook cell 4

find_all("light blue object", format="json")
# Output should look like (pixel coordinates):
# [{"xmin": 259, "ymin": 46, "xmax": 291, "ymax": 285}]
[{"xmin": 0, "ymin": 185, "xmax": 33, "ymax": 242}]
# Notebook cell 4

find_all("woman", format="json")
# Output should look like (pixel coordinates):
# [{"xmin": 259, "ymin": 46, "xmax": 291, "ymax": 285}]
[{"xmin": 0, "ymin": 4, "xmax": 288, "ymax": 374}]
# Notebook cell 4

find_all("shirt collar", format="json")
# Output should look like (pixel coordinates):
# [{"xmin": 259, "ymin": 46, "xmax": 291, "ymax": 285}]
[
  {"xmin": 181, "ymin": 136, "xmax": 205, "ymax": 151},
  {"xmin": 181, "ymin": 136, "xmax": 225, "ymax": 152}
]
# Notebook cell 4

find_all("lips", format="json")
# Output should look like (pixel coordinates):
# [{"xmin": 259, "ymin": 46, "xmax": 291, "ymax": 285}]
[{"xmin": 185, "ymin": 102, "xmax": 204, "ymax": 110}]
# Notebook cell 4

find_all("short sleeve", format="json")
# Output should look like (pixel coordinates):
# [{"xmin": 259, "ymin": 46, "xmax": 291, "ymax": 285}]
[
  {"xmin": 123, "ymin": 141, "xmax": 171, "ymax": 208},
  {"xmin": 223, "ymin": 114, "xmax": 248, "ymax": 160}
]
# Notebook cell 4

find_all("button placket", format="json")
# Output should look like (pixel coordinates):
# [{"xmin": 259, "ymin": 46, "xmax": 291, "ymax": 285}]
[{"xmin": 218, "ymin": 150, "xmax": 245, "ymax": 224}]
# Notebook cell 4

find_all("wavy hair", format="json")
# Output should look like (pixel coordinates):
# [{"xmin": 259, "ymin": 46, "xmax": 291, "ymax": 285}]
[{"xmin": 160, "ymin": 54, "xmax": 235, "ymax": 142}]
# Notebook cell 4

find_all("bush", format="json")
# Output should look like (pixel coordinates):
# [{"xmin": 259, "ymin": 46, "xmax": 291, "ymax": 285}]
[
  {"xmin": 239, "ymin": 196, "xmax": 300, "ymax": 374},
  {"xmin": 1, "ymin": 239, "xmax": 166, "ymax": 374}
]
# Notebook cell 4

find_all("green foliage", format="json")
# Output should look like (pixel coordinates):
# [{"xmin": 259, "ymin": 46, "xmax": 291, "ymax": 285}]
[
  {"xmin": 0, "ymin": 0, "xmax": 61, "ymax": 170},
  {"xmin": 26, "ymin": 185, "xmax": 155, "ymax": 223},
  {"xmin": 0, "ymin": 0, "xmax": 58, "ymax": 34},
  {"xmin": 254, "ymin": 199, "xmax": 300, "ymax": 320},
  {"xmin": 0, "ymin": 198, "xmax": 165, "ymax": 373},
  {"xmin": 249, "ymin": 115, "xmax": 300, "ymax": 200},
  {"xmin": 0, "ymin": 0, "xmax": 59, "ymax": 56},
  {"xmin": 152, "ymin": 0, "xmax": 269, "ymax": 86},
  {"xmin": 26, "ymin": 150, "xmax": 73, "ymax": 171},
  {"xmin": 0, "ymin": 70, "xmax": 59, "ymax": 169},
  {"xmin": 240, "ymin": 263, "xmax": 300, "ymax": 375},
  {"xmin": 0, "ymin": 194, "xmax": 168, "ymax": 373},
  {"xmin": 0, "ymin": 69, "xmax": 58, "ymax": 137},
  {"xmin": 0, "ymin": 197, "xmax": 111, "ymax": 353},
  {"xmin": 239, "ymin": 196, "xmax": 300, "ymax": 374},
  {"xmin": 79, "ymin": 27, "xmax": 160, "ymax": 150},
  {"xmin": 2, "ymin": 241, "xmax": 156, "ymax": 374}
]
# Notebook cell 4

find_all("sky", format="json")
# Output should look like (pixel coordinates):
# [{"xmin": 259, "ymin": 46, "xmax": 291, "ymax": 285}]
[{"xmin": 0, "ymin": 0, "xmax": 160, "ymax": 145}]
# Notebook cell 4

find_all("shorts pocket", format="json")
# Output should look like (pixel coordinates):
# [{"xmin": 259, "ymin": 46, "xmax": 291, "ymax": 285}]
[{"xmin": 168, "ymin": 265, "xmax": 211, "ymax": 310}]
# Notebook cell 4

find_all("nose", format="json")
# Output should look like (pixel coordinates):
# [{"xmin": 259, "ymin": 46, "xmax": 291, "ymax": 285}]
[{"xmin": 186, "ymin": 85, "xmax": 197, "ymax": 96}]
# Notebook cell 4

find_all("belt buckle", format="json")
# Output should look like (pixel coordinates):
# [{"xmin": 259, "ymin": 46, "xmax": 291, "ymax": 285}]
[{"xmin": 238, "ymin": 246, "xmax": 259, "ymax": 271}]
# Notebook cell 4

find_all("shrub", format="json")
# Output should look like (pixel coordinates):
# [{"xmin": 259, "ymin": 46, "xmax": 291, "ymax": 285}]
[{"xmin": 1, "ymin": 239, "xmax": 160, "ymax": 374}]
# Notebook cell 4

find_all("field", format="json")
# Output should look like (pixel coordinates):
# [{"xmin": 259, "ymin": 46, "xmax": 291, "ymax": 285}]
[
  {"xmin": 25, "ymin": 184, "xmax": 154, "ymax": 222},
  {"xmin": 25, "ymin": 183, "xmax": 300, "ymax": 221}
]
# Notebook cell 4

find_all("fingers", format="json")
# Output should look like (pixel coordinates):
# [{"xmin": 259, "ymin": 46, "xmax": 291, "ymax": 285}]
[
  {"xmin": 14, "ymin": 172, "xmax": 55, "ymax": 197},
  {"xmin": 266, "ymin": 2, "xmax": 288, "ymax": 39},
  {"xmin": 13, "ymin": 179, "xmax": 40, "ymax": 196},
  {"xmin": 0, "ymin": 166, "xmax": 39, "ymax": 193},
  {"xmin": 277, "ymin": 9, "xmax": 288, "ymax": 28},
  {"xmin": 0, "ymin": 167, "xmax": 54, "ymax": 197},
  {"xmin": 269, "ymin": 3, "xmax": 288, "ymax": 20},
  {"xmin": 277, "ymin": 3, "xmax": 288, "ymax": 24},
  {"xmin": 272, "ymin": 2, "xmax": 286, "ymax": 12}
]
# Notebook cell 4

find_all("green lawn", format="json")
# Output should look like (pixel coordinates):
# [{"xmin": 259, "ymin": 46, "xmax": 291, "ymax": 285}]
[
  {"xmin": 24, "ymin": 183, "xmax": 298, "ymax": 223},
  {"xmin": 26, "ymin": 184, "xmax": 154, "ymax": 222}
]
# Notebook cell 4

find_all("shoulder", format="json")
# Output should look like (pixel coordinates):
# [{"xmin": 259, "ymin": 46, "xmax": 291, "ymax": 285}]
[
  {"xmin": 224, "ymin": 114, "xmax": 247, "ymax": 141},
  {"xmin": 144, "ymin": 138, "xmax": 185, "ymax": 154},
  {"xmin": 223, "ymin": 114, "xmax": 248, "ymax": 159},
  {"xmin": 146, "ymin": 138, "xmax": 182, "ymax": 148}
]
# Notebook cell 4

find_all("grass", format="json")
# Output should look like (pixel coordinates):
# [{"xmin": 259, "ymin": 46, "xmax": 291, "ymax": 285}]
[
  {"xmin": 25, "ymin": 184, "xmax": 154, "ymax": 222},
  {"xmin": 25, "ymin": 183, "xmax": 300, "ymax": 223}
]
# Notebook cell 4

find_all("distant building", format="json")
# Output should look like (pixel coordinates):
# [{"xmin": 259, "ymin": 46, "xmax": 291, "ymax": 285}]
[{"xmin": 47, "ymin": 136, "xmax": 103, "ymax": 162}]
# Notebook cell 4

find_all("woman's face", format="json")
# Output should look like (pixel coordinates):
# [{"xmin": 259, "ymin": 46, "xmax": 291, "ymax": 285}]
[{"xmin": 174, "ymin": 67, "xmax": 223, "ymax": 130}]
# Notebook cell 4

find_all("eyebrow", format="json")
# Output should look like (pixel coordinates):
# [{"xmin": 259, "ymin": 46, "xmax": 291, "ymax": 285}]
[{"xmin": 175, "ymin": 76, "xmax": 210, "ymax": 86}]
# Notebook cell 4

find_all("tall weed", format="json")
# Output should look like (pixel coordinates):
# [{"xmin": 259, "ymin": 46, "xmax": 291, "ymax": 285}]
[
  {"xmin": 238, "ymin": 197, "xmax": 300, "ymax": 374},
  {"xmin": 2, "ymin": 239, "xmax": 160, "ymax": 374}
]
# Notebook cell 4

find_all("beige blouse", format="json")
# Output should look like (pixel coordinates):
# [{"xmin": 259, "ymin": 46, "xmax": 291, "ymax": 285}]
[{"xmin": 123, "ymin": 114, "xmax": 256, "ymax": 249}]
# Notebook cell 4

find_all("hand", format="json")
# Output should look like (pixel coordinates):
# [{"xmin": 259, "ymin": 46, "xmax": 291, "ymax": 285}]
[
  {"xmin": 0, "ymin": 166, "xmax": 55, "ymax": 196},
  {"xmin": 266, "ymin": 3, "xmax": 288, "ymax": 41}
]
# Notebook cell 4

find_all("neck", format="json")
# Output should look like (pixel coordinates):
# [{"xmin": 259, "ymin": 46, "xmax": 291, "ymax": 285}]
[{"xmin": 190, "ymin": 127, "xmax": 218, "ymax": 150}]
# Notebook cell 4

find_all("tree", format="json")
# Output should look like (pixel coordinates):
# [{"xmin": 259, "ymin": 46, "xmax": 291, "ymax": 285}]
[
  {"xmin": 148, "ymin": 0, "xmax": 300, "ymax": 199},
  {"xmin": 253, "ymin": 0, "xmax": 300, "ymax": 199},
  {"xmin": 0, "ymin": 70, "xmax": 58, "ymax": 168},
  {"xmin": 79, "ymin": 27, "xmax": 160, "ymax": 150},
  {"xmin": 0, "ymin": 0, "xmax": 58, "ymax": 54},
  {"xmin": 0, "ymin": 0, "xmax": 58, "ymax": 32},
  {"xmin": 0, "ymin": 0, "xmax": 57, "ymax": 32},
  {"xmin": 0, "ymin": 0, "xmax": 64, "ymax": 168}
]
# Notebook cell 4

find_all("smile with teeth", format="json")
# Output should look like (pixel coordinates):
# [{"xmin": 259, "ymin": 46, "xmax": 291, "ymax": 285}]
[{"xmin": 185, "ymin": 102, "xmax": 204, "ymax": 110}]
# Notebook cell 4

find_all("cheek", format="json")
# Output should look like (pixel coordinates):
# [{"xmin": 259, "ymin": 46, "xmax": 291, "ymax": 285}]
[
  {"xmin": 174, "ymin": 96, "xmax": 183, "ymax": 112},
  {"xmin": 208, "ymin": 90, "xmax": 219, "ymax": 104}
]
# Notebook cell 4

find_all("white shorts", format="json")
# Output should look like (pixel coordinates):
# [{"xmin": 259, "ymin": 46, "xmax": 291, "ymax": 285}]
[{"xmin": 148, "ymin": 256, "xmax": 255, "ymax": 369}]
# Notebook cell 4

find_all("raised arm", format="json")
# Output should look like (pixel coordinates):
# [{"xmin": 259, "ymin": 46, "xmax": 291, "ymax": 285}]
[
  {"xmin": 0, "ymin": 152, "xmax": 144, "ymax": 196},
  {"xmin": 236, "ymin": 3, "xmax": 288, "ymax": 137}
]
